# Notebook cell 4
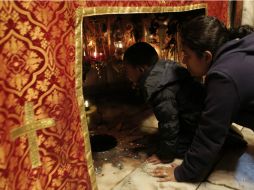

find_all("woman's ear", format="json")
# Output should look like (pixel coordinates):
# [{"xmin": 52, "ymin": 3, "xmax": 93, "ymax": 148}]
[{"xmin": 204, "ymin": 51, "xmax": 213, "ymax": 65}]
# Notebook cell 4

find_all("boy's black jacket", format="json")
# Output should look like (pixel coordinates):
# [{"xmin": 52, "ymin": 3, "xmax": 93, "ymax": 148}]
[{"xmin": 139, "ymin": 60, "xmax": 205, "ymax": 161}]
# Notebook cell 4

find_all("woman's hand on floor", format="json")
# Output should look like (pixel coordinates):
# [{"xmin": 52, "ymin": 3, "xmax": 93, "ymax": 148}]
[{"xmin": 151, "ymin": 163, "xmax": 178, "ymax": 182}]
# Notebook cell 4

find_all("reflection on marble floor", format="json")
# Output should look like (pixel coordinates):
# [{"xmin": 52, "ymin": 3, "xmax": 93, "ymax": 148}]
[{"xmin": 87, "ymin": 97, "xmax": 254, "ymax": 190}]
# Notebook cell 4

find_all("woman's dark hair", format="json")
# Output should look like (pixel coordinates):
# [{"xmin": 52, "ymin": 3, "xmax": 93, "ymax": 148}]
[
  {"xmin": 179, "ymin": 16, "xmax": 228, "ymax": 57},
  {"xmin": 123, "ymin": 42, "xmax": 159, "ymax": 66},
  {"xmin": 180, "ymin": 16, "xmax": 254, "ymax": 58}
]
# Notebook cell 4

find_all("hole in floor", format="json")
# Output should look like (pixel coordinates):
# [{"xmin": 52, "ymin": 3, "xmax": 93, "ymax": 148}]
[{"xmin": 90, "ymin": 134, "xmax": 118, "ymax": 152}]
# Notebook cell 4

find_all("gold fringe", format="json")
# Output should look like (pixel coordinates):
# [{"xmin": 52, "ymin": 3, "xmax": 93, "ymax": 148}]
[
  {"xmin": 75, "ymin": 8, "xmax": 98, "ymax": 190},
  {"xmin": 77, "ymin": 4, "xmax": 207, "ymax": 17}
]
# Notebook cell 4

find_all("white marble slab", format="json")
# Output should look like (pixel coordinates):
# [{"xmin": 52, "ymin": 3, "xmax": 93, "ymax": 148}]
[
  {"xmin": 197, "ymin": 182, "xmax": 234, "ymax": 190},
  {"xmin": 207, "ymin": 127, "xmax": 254, "ymax": 190},
  {"xmin": 112, "ymin": 161, "xmax": 199, "ymax": 190},
  {"xmin": 242, "ymin": 0, "xmax": 254, "ymax": 26},
  {"xmin": 92, "ymin": 97, "xmax": 254, "ymax": 190},
  {"xmin": 96, "ymin": 158, "xmax": 142, "ymax": 190}
]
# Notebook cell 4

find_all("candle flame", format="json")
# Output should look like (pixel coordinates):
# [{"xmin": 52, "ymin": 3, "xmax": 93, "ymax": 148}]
[{"xmin": 85, "ymin": 100, "xmax": 89, "ymax": 107}]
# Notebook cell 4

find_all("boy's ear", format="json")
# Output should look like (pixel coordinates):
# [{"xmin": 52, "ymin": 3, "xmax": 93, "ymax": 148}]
[
  {"xmin": 204, "ymin": 51, "xmax": 213, "ymax": 65},
  {"xmin": 138, "ymin": 66, "xmax": 145, "ymax": 73}
]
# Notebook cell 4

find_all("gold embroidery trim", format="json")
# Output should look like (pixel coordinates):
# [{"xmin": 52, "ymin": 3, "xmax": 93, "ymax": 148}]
[
  {"xmin": 75, "ymin": 4, "xmax": 207, "ymax": 190},
  {"xmin": 10, "ymin": 102, "xmax": 55, "ymax": 168},
  {"xmin": 75, "ymin": 8, "xmax": 98, "ymax": 190},
  {"xmin": 76, "ymin": 4, "xmax": 207, "ymax": 17}
]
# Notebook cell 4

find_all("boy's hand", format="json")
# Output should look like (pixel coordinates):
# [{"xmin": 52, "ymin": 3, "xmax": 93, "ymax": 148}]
[
  {"xmin": 151, "ymin": 163, "xmax": 178, "ymax": 182},
  {"xmin": 147, "ymin": 154, "xmax": 173, "ymax": 164},
  {"xmin": 146, "ymin": 154, "xmax": 162, "ymax": 164}
]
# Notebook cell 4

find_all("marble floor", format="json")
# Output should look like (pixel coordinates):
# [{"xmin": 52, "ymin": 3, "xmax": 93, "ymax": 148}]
[{"xmin": 86, "ymin": 96, "xmax": 254, "ymax": 190}]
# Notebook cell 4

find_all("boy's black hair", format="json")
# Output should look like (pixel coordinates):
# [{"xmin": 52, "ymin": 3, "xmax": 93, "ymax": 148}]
[{"xmin": 123, "ymin": 42, "xmax": 159, "ymax": 67}]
